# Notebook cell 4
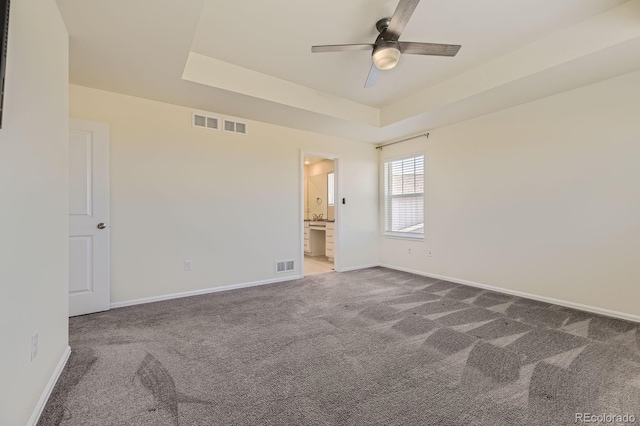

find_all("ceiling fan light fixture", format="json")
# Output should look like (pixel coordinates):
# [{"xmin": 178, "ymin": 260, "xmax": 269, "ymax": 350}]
[{"xmin": 373, "ymin": 43, "xmax": 401, "ymax": 70}]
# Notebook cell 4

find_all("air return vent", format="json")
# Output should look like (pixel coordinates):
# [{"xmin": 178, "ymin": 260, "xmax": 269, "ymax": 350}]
[
  {"xmin": 192, "ymin": 112, "xmax": 219, "ymax": 130},
  {"xmin": 223, "ymin": 119, "xmax": 248, "ymax": 135},
  {"xmin": 206, "ymin": 117, "xmax": 218, "ymax": 129},
  {"xmin": 275, "ymin": 260, "xmax": 295, "ymax": 273}
]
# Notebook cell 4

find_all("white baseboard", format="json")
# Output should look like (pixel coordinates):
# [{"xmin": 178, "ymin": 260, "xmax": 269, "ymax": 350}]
[
  {"xmin": 27, "ymin": 345, "xmax": 71, "ymax": 426},
  {"xmin": 336, "ymin": 263, "xmax": 380, "ymax": 273},
  {"xmin": 379, "ymin": 264, "xmax": 640, "ymax": 324},
  {"xmin": 110, "ymin": 274, "xmax": 304, "ymax": 309},
  {"xmin": 111, "ymin": 263, "xmax": 383, "ymax": 309},
  {"xmin": 110, "ymin": 262, "xmax": 640, "ymax": 324}
]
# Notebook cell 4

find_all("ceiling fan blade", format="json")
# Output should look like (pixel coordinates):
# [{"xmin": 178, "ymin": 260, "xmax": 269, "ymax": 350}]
[
  {"xmin": 312, "ymin": 44, "xmax": 374, "ymax": 53},
  {"xmin": 364, "ymin": 63, "xmax": 380, "ymax": 88},
  {"xmin": 399, "ymin": 42, "xmax": 461, "ymax": 57},
  {"xmin": 385, "ymin": 0, "xmax": 421, "ymax": 41}
]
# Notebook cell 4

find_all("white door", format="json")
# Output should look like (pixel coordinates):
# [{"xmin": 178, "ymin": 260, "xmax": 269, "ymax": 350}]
[{"xmin": 68, "ymin": 119, "xmax": 110, "ymax": 317}]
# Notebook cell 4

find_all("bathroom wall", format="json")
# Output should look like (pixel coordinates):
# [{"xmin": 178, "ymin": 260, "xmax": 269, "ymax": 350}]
[{"xmin": 305, "ymin": 159, "xmax": 335, "ymax": 220}]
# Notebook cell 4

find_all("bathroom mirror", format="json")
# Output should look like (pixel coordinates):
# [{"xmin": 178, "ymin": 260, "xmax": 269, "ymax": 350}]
[
  {"xmin": 304, "ymin": 158, "xmax": 335, "ymax": 221},
  {"xmin": 307, "ymin": 174, "xmax": 328, "ymax": 219}
]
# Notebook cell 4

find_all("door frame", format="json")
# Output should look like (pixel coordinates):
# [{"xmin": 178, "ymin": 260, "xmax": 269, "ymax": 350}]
[{"xmin": 299, "ymin": 150, "xmax": 342, "ymax": 273}]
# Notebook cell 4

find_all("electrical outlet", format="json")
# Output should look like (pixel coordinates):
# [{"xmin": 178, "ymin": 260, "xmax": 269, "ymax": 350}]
[
  {"xmin": 428, "ymin": 250, "xmax": 433, "ymax": 257},
  {"xmin": 31, "ymin": 332, "xmax": 38, "ymax": 361},
  {"xmin": 184, "ymin": 260, "xmax": 193, "ymax": 272}
]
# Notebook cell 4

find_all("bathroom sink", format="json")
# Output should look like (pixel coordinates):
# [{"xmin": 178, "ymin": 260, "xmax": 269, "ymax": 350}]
[{"xmin": 310, "ymin": 221, "xmax": 326, "ymax": 227}]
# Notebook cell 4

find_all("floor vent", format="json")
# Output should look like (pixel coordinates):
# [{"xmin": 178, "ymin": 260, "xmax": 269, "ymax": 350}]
[
  {"xmin": 275, "ymin": 260, "xmax": 295, "ymax": 273},
  {"xmin": 192, "ymin": 112, "xmax": 219, "ymax": 130},
  {"xmin": 223, "ymin": 119, "xmax": 248, "ymax": 135}
]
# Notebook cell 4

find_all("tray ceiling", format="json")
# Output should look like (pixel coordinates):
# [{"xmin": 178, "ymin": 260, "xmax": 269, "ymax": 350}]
[{"xmin": 57, "ymin": 0, "xmax": 640, "ymax": 143}]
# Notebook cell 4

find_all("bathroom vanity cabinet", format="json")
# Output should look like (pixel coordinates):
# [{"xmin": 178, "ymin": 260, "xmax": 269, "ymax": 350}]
[
  {"xmin": 325, "ymin": 221, "xmax": 334, "ymax": 261},
  {"xmin": 304, "ymin": 220, "xmax": 335, "ymax": 258}
]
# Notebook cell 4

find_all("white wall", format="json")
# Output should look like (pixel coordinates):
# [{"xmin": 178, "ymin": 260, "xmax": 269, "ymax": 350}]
[
  {"xmin": 380, "ymin": 69, "xmax": 640, "ymax": 318},
  {"xmin": 0, "ymin": 1, "xmax": 69, "ymax": 425},
  {"xmin": 69, "ymin": 85, "xmax": 379, "ymax": 304}
]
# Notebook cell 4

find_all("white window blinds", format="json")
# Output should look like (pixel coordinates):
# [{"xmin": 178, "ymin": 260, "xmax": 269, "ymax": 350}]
[{"xmin": 384, "ymin": 154, "xmax": 424, "ymax": 238}]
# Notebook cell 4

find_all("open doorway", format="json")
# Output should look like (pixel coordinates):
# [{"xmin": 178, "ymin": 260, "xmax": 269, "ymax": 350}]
[{"xmin": 302, "ymin": 154, "xmax": 338, "ymax": 276}]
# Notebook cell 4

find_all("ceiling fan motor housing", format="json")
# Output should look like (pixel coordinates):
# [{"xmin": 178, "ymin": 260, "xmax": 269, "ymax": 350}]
[{"xmin": 376, "ymin": 18, "xmax": 392, "ymax": 34}]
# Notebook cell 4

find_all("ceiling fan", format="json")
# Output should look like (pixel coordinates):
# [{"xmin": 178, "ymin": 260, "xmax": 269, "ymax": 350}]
[{"xmin": 311, "ymin": 0, "xmax": 461, "ymax": 88}]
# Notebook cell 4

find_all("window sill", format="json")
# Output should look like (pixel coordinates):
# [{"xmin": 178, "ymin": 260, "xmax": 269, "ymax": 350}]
[{"xmin": 383, "ymin": 233, "xmax": 425, "ymax": 241}]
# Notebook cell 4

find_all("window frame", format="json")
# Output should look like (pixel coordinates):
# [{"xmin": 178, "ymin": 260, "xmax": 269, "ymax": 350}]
[
  {"xmin": 383, "ymin": 152, "xmax": 425, "ymax": 240},
  {"xmin": 328, "ymin": 172, "xmax": 335, "ymax": 206}
]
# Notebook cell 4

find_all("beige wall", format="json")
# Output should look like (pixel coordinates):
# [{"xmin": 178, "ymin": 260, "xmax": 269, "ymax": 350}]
[
  {"xmin": 380, "ymin": 69, "xmax": 640, "ymax": 318},
  {"xmin": 0, "ymin": 1, "xmax": 69, "ymax": 425},
  {"xmin": 69, "ymin": 85, "xmax": 379, "ymax": 304}
]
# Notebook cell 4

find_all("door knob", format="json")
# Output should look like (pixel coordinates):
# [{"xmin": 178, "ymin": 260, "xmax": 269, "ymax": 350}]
[{"xmin": 97, "ymin": 223, "xmax": 107, "ymax": 229}]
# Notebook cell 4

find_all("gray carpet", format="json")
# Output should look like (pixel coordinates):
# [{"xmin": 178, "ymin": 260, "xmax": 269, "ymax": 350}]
[{"xmin": 39, "ymin": 268, "xmax": 640, "ymax": 425}]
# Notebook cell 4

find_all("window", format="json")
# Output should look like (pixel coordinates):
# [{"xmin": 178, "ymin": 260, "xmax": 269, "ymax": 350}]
[
  {"xmin": 328, "ymin": 172, "xmax": 335, "ymax": 206},
  {"xmin": 384, "ymin": 154, "xmax": 424, "ymax": 238}
]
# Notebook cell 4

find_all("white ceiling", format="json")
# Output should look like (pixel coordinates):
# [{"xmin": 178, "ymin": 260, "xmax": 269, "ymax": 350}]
[
  {"xmin": 304, "ymin": 157, "xmax": 327, "ymax": 165},
  {"xmin": 56, "ymin": 0, "xmax": 640, "ymax": 144}
]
